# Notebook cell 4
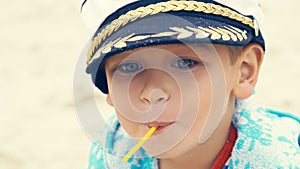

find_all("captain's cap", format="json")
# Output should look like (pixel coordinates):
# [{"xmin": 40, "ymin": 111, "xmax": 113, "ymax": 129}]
[{"xmin": 81, "ymin": 0, "xmax": 265, "ymax": 93}]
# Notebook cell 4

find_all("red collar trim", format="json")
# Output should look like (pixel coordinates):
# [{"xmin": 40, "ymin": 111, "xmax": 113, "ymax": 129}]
[{"xmin": 210, "ymin": 124, "xmax": 237, "ymax": 169}]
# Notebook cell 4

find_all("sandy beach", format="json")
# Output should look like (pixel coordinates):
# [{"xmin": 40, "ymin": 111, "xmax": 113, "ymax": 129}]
[{"xmin": 0, "ymin": 0, "xmax": 299, "ymax": 169}]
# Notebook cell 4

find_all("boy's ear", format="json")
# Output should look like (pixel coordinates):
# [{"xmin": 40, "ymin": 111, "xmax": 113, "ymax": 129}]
[
  {"xmin": 232, "ymin": 43, "xmax": 264, "ymax": 99},
  {"xmin": 106, "ymin": 94, "xmax": 114, "ymax": 106}
]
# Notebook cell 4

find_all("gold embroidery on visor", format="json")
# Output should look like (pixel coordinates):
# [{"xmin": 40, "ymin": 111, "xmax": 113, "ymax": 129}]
[
  {"xmin": 87, "ymin": 0, "xmax": 254, "ymax": 64},
  {"xmin": 93, "ymin": 25, "xmax": 247, "ymax": 60}
]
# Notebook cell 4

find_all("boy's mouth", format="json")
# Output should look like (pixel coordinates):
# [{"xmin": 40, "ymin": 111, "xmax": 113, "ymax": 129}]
[{"xmin": 146, "ymin": 122, "xmax": 175, "ymax": 132}]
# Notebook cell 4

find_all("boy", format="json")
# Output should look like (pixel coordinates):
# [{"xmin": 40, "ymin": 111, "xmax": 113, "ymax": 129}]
[{"xmin": 80, "ymin": 0, "xmax": 300, "ymax": 168}]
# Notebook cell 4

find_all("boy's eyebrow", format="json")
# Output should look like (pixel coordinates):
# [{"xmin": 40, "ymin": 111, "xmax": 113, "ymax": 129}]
[
  {"xmin": 105, "ymin": 59, "xmax": 122, "ymax": 70},
  {"xmin": 173, "ymin": 45, "xmax": 213, "ymax": 57},
  {"xmin": 175, "ymin": 55, "xmax": 204, "ymax": 61},
  {"xmin": 105, "ymin": 44, "xmax": 215, "ymax": 67},
  {"xmin": 105, "ymin": 54, "xmax": 129, "ymax": 68}
]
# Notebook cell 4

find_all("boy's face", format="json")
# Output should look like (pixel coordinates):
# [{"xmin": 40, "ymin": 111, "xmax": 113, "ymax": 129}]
[{"xmin": 104, "ymin": 44, "xmax": 240, "ymax": 158}]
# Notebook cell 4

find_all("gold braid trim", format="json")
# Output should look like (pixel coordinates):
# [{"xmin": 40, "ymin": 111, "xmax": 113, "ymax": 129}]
[
  {"xmin": 87, "ymin": 0, "xmax": 254, "ymax": 64},
  {"xmin": 93, "ymin": 25, "xmax": 248, "ymax": 58}
]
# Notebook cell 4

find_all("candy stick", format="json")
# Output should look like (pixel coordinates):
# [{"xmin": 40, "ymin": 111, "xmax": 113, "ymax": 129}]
[{"xmin": 122, "ymin": 126, "xmax": 157, "ymax": 162}]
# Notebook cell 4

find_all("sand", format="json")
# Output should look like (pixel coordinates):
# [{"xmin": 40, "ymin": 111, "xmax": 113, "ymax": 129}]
[{"xmin": 0, "ymin": 0, "xmax": 299, "ymax": 169}]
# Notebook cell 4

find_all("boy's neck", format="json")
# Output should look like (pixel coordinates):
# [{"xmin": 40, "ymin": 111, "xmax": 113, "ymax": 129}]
[{"xmin": 158, "ymin": 98, "xmax": 234, "ymax": 169}]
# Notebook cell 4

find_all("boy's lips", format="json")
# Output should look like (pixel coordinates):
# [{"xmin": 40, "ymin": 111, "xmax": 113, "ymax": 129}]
[{"xmin": 146, "ymin": 121, "xmax": 175, "ymax": 132}]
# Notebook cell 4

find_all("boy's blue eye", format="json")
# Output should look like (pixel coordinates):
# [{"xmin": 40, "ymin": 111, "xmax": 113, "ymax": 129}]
[
  {"xmin": 172, "ymin": 58, "xmax": 199, "ymax": 70},
  {"xmin": 116, "ymin": 62, "xmax": 143, "ymax": 73}
]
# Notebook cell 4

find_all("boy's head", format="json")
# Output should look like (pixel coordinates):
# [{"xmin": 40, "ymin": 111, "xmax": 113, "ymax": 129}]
[{"xmin": 81, "ymin": 0, "xmax": 265, "ymax": 157}]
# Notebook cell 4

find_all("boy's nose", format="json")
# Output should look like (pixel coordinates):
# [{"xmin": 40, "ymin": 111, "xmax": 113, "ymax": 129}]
[
  {"xmin": 140, "ymin": 89, "xmax": 169, "ymax": 104},
  {"xmin": 137, "ymin": 69, "xmax": 174, "ymax": 104}
]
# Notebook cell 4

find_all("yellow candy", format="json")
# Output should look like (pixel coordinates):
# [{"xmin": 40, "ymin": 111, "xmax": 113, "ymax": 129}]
[{"xmin": 123, "ymin": 126, "xmax": 157, "ymax": 162}]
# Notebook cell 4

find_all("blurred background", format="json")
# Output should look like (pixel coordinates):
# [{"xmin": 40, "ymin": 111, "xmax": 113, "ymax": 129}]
[{"xmin": 0, "ymin": 0, "xmax": 299, "ymax": 169}]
